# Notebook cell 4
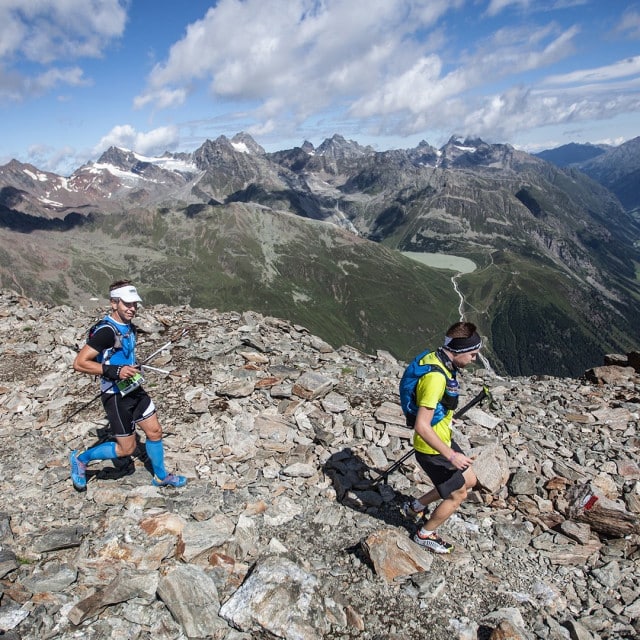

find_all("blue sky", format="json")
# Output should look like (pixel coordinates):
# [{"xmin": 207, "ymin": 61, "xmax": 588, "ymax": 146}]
[{"xmin": 1, "ymin": 0, "xmax": 639, "ymax": 175}]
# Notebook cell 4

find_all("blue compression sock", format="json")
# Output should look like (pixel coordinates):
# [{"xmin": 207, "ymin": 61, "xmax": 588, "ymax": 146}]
[
  {"xmin": 145, "ymin": 439, "xmax": 168, "ymax": 479},
  {"xmin": 78, "ymin": 441, "xmax": 118, "ymax": 463}
]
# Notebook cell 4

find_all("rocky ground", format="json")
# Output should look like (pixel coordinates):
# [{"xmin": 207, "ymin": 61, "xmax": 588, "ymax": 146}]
[{"xmin": 0, "ymin": 289, "xmax": 638, "ymax": 640}]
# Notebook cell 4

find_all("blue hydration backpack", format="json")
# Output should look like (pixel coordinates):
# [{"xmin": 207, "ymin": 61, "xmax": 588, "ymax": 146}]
[
  {"xmin": 87, "ymin": 316, "xmax": 136, "ymax": 366},
  {"xmin": 399, "ymin": 349, "xmax": 447, "ymax": 418}
]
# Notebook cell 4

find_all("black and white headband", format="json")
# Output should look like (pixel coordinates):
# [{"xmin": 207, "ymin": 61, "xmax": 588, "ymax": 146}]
[{"xmin": 443, "ymin": 332, "xmax": 482, "ymax": 353}]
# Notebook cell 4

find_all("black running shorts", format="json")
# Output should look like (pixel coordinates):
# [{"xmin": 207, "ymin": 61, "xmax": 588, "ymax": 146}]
[
  {"xmin": 101, "ymin": 388, "xmax": 156, "ymax": 437},
  {"xmin": 415, "ymin": 440, "xmax": 466, "ymax": 499}
]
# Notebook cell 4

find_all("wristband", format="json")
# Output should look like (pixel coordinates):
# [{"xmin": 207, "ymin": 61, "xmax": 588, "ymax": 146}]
[
  {"xmin": 102, "ymin": 364, "xmax": 122, "ymax": 380},
  {"xmin": 448, "ymin": 452, "xmax": 457, "ymax": 462}
]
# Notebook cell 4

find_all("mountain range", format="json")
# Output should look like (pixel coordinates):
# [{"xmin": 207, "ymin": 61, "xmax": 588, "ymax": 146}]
[
  {"xmin": 535, "ymin": 140, "xmax": 640, "ymax": 216},
  {"xmin": 534, "ymin": 142, "xmax": 611, "ymax": 168},
  {"xmin": 1, "ymin": 132, "xmax": 640, "ymax": 378}
]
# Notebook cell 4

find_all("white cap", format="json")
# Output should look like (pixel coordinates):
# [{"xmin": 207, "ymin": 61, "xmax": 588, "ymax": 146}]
[{"xmin": 110, "ymin": 285, "xmax": 142, "ymax": 303}]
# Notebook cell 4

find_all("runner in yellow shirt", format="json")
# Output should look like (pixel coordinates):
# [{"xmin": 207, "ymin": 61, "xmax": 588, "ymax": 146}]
[{"xmin": 401, "ymin": 322, "xmax": 482, "ymax": 553}]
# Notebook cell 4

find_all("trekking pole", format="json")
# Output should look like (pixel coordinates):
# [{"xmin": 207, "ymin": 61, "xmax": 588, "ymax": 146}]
[
  {"xmin": 139, "ymin": 364, "xmax": 190, "ymax": 378},
  {"xmin": 140, "ymin": 364, "xmax": 171, "ymax": 374},
  {"xmin": 369, "ymin": 385, "xmax": 491, "ymax": 486},
  {"xmin": 58, "ymin": 326, "xmax": 190, "ymax": 425},
  {"xmin": 58, "ymin": 388, "xmax": 106, "ymax": 425},
  {"xmin": 140, "ymin": 326, "xmax": 190, "ymax": 366}
]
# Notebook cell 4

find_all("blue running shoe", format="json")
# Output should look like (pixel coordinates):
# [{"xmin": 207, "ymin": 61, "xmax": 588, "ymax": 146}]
[
  {"xmin": 70, "ymin": 450, "xmax": 87, "ymax": 492},
  {"xmin": 152, "ymin": 473, "xmax": 187, "ymax": 488}
]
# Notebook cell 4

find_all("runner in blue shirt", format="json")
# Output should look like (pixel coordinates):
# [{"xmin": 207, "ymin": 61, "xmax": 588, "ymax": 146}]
[{"xmin": 70, "ymin": 279, "xmax": 187, "ymax": 491}]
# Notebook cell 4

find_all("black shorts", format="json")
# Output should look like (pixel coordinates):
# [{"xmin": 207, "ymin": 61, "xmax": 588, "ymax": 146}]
[
  {"xmin": 415, "ymin": 440, "xmax": 466, "ymax": 499},
  {"xmin": 101, "ymin": 388, "xmax": 156, "ymax": 437}
]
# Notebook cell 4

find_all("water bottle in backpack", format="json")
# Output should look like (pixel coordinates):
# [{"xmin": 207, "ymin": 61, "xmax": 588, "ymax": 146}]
[{"xmin": 441, "ymin": 377, "xmax": 459, "ymax": 411}]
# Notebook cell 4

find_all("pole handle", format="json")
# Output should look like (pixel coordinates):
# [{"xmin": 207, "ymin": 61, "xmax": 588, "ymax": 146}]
[{"xmin": 453, "ymin": 385, "xmax": 490, "ymax": 419}]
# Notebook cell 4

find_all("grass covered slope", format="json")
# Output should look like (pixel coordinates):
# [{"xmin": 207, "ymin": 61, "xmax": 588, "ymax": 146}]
[{"xmin": 457, "ymin": 248, "xmax": 640, "ymax": 377}]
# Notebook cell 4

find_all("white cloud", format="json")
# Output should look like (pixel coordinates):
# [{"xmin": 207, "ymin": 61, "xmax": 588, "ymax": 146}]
[
  {"xmin": 0, "ymin": 63, "xmax": 89, "ymax": 102},
  {"xmin": 30, "ymin": 66, "xmax": 89, "ymax": 91},
  {"xmin": 27, "ymin": 142, "xmax": 77, "ymax": 174},
  {"xmin": 543, "ymin": 56, "xmax": 640, "ymax": 86},
  {"xmin": 350, "ymin": 55, "xmax": 446, "ymax": 116},
  {"xmin": 133, "ymin": 87, "xmax": 187, "ymax": 111},
  {"xmin": 93, "ymin": 124, "xmax": 180, "ymax": 156},
  {"xmin": 485, "ymin": 0, "xmax": 531, "ymax": 17},
  {"xmin": 465, "ymin": 24, "xmax": 578, "ymax": 76},
  {"xmin": 0, "ymin": 0, "xmax": 126, "ymax": 100},
  {"xmin": 349, "ymin": 22, "xmax": 579, "ymax": 136},
  {"xmin": 0, "ymin": 0, "xmax": 126, "ymax": 63},
  {"xmin": 0, "ymin": 65, "xmax": 26, "ymax": 102},
  {"xmin": 0, "ymin": 7, "xmax": 26, "ymax": 58},
  {"xmin": 486, "ymin": 0, "xmax": 589, "ymax": 18},
  {"xmin": 4, "ymin": 0, "xmax": 638, "ymax": 167},
  {"xmin": 462, "ymin": 84, "xmax": 640, "ymax": 141},
  {"xmin": 134, "ymin": 0, "xmax": 605, "ymax": 147},
  {"xmin": 615, "ymin": 9, "xmax": 640, "ymax": 39},
  {"xmin": 135, "ymin": 0, "xmax": 455, "ymax": 122}
]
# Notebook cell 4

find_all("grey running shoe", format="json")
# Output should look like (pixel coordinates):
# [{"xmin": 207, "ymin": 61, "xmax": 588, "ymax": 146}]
[
  {"xmin": 413, "ymin": 531, "xmax": 454, "ymax": 553},
  {"xmin": 400, "ymin": 500, "xmax": 426, "ymax": 522}
]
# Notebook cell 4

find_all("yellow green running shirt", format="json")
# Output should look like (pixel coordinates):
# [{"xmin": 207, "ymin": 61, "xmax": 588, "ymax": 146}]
[{"xmin": 412, "ymin": 351, "xmax": 455, "ymax": 455}]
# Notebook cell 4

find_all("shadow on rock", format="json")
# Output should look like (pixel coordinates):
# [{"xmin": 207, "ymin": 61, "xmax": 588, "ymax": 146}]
[
  {"xmin": 84, "ymin": 427, "xmax": 149, "ymax": 481},
  {"xmin": 322, "ymin": 447, "xmax": 416, "ymax": 535}
]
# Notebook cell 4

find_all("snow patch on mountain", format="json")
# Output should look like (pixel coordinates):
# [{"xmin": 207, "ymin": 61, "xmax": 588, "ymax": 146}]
[
  {"xmin": 87, "ymin": 163, "xmax": 141, "ymax": 182},
  {"xmin": 39, "ymin": 197, "xmax": 65, "ymax": 207},
  {"xmin": 231, "ymin": 141, "xmax": 252, "ymax": 154},
  {"xmin": 454, "ymin": 144, "xmax": 477, "ymax": 153},
  {"xmin": 130, "ymin": 151, "xmax": 199, "ymax": 174},
  {"xmin": 23, "ymin": 168, "xmax": 49, "ymax": 182}
]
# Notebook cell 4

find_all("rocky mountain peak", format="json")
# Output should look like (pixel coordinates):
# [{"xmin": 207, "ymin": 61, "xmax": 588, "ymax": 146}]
[
  {"xmin": 1, "ymin": 289, "xmax": 639, "ymax": 639},
  {"xmin": 301, "ymin": 140, "xmax": 315, "ymax": 154},
  {"xmin": 192, "ymin": 136, "xmax": 239, "ymax": 169},
  {"xmin": 437, "ymin": 136, "xmax": 528, "ymax": 171},
  {"xmin": 438, "ymin": 135, "xmax": 482, "ymax": 166},
  {"xmin": 408, "ymin": 139, "xmax": 440, "ymax": 165},
  {"xmin": 316, "ymin": 133, "xmax": 374, "ymax": 159},
  {"xmin": 95, "ymin": 145, "xmax": 138, "ymax": 169},
  {"xmin": 0, "ymin": 160, "xmax": 70, "ymax": 216},
  {"xmin": 0, "ymin": 159, "xmax": 60, "ymax": 188},
  {"xmin": 584, "ymin": 136, "xmax": 640, "ymax": 167},
  {"xmin": 1, "ymin": 158, "xmax": 40, "ymax": 174},
  {"xmin": 230, "ymin": 131, "xmax": 265, "ymax": 155}
]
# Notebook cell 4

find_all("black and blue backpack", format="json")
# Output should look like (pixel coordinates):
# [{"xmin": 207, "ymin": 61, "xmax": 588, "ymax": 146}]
[
  {"xmin": 86, "ymin": 317, "xmax": 136, "ymax": 365},
  {"xmin": 399, "ymin": 349, "xmax": 450, "ymax": 419}
]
